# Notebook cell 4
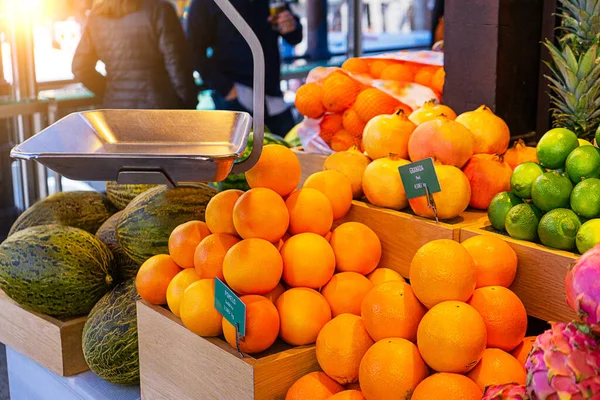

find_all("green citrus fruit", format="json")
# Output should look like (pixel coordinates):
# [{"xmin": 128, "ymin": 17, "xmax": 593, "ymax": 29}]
[
  {"xmin": 488, "ymin": 192, "xmax": 524, "ymax": 231},
  {"xmin": 505, "ymin": 203, "xmax": 543, "ymax": 241},
  {"xmin": 570, "ymin": 178, "xmax": 600, "ymax": 219},
  {"xmin": 565, "ymin": 146, "xmax": 600, "ymax": 183},
  {"xmin": 510, "ymin": 162, "xmax": 545, "ymax": 199},
  {"xmin": 536, "ymin": 127, "xmax": 580, "ymax": 169},
  {"xmin": 531, "ymin": 171, "xmax": 574, "ymax": 212},
  {"xmin": 576, "ymin": 219, "xmax": 600, "ymax": 254},
  {"xmin": 537, "ymin": 208, "xmax": 581, "ymax": 251},
  {"xmin": 579, "ymin": 138, "xmax": 593, "ymax": 147}
]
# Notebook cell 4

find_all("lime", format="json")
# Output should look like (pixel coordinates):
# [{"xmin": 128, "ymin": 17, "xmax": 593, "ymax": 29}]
[
  {"xmin": 488, "ymin": 192, "xmax": 524, "ymax": 231},
  {"xmin": 571, "ymin": 178, "xmax": 600, "ymax": 218},
  {"xmin": 505, "ymin": 203, "xmax": 543, "ymax": 241},
  {"xmin": 510, "ymin": 162, "xmax": 545, "ymax": 199},
  {"xmin": 536, "ymin": 127, "xmax": 580, "ymax": 169},
  {"xmin": 579, "ymin": 138, "xmax": 593, "ymax": 147},
  {"xmin": 531, "ymin": 171, "xmax": 574, "ymax": 212},
  {"xmin": 537, "ymin": 208, "xmax": 581, "ymax": 251},
  {"xmin": 565, "ymin": 146, "xmax": 600, "ymax": 183},
  {"xmin": 576, "ymin": 219, "xmax": 600, "ymax": 254}
]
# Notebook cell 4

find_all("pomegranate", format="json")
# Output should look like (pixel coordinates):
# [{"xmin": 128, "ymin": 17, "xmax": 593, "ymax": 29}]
[
  {"xmin": 463, "ymin": 154, "xmax": 512, "ymax": 210},
  {"xmin": 456, "ymin": 105, "xmax": 510, "ymax": 155},
  {"xmin": 408, "ymin": 117, "xmax": 475, "ymax": 168},
  {"xmin": 362, "ymin": 154, "xmax": 410, "ymax": 210},
  {"xmin": 565, "ymin": 244, "xmax": 600, "ymax": 332},
  {"xmin": 408, "ymin": 99, "xmax": 457, "ymax": 125},
  {"xmin": 503, "ymin": 139, "xmax": 538, "ymax": 169},
  {"xmin": 362, "ymin": 110, "xmax": 416, "ymax": 160},
  {"xmin": 324, "ymin": 146, "xmax": 371, "ymax": 199}
]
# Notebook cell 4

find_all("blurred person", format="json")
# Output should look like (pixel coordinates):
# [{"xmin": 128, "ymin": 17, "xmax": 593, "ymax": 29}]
[
  {"xmin": 187, "ymin": 0, "xmax": 303, "ymax": 136},
  {"xmin": 431, "ymin": 0, "xmax": 444, "ymax": 44},
  {"xmin": 72, "ymin": 0, "xmax": 197, "ymax": 109}
]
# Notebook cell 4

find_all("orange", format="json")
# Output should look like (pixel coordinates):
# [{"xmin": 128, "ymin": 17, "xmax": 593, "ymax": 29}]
[
  {"xmin": 194, "ymin": 233, "xmax": 240, "ymax": 280},
  {"xmin": 303, "ymin": 170, "xmax": 353, "ymax": 220},
  {"xmin": 263, "ymin": 283, "xmax": 286, "ymax": 304},
  {"xmin": 367, "ymin": 268, "xmax": 404, "ymax": 286},
  {"xmin": 245, "ymin": 144, "xmax": 301, "ymax": 197},
  {"xmin": 222, "ymin": 238, "xmax": 283, "ymax": 295},
  {"xmin": 168, "ymin": 221, "xmax": 211, "ymax": 268},
  {"xmin": 136, "ymin": 254, "xmax": 182, "ymax": 305},
  {"xmin": 467, "ymin": 286, "xmax": 528, "ymax": 351},
  {"xmin": 295, "ymin": 82, "xmax": 326, "ymax": 119},
  {"xmin": 331, "ymin": 130, "xmax": 362, "ymax": 151},
  {"xmin": 409, "ymin": 239, "xmax": 476, "ymax": 308},
  {"xmin": 462, "ymin": 235, "xmax": 518, "ymax": 288},
  {"xmin": 320, "ymin": 127, "xmax": 335, "ymax": 145},
  {"xmin": 232, "ymin": 188, "xmax": 289, "ymax": 242},
  {"xmin": 417, "ymin": 301, "xmax": 487, "ymax": 373},
  {"xmin": 352, "ymin": 88, "xmax": 403, "ymax": 123},
  {"xmin": 361, "ymin": 281, "xmax": 426, "ymax": 342},
  {"xmin": 321, "ymin": 272, "xmax": 373, "ymax": 316},
  {"xmin": 329, "ymin": 390, "xmax": 366, "ymax": 400},
  {"xmin": 324, "ymin": 231, "xmax": 332, "ymax": 241},
  {"xmin": 342, "ymin": 58, "xmax": 369, "ymax": 75},
  {"xmin": 369, "ymin": 60, "xmax": 392, "ymax": 79},
  {"xmin": 286, "ymin": 371, "xmax": 344, "ymax": 400},
  {"xmin": 320, "ymin": 113, "xmax": 344, "ymax": 137},
  {"xmin": 275, "ymin": 232, "xmax": 291, "ymax": 251},
  {"xmin": 276, "ymin": 287, "xmax": 332, "ymax": 345},
  {"xmin": 414, "ymin": 66, "xmax": 436, "ymax": 87},
  {"xmin": 316, "ymin": 314, "xmax": 374, "ymax": 384},
  {"xmin": 411, "ymin": 373, "xmax": 482, "ymax": 400},
  {"xmin": 205, "ymin": 189, "xmax": 243, "ymax": 236},
  {"xmin": 342, "ymin": 108, "xmax": 367, "ymax": 137},
  {"xmin": 180, "ymin": 279, "xmax": 223, "ymax": 336},
  {"xmin": 511, "ymin": 336, "xmax": 537, "ymax": 366},
  {"xmin": 431, "ymin": 67, "xmax": 445, "ymax": 93},
  {"xmin": 281, "ymin": 233, "xmax": 335, "ymax": 289},
  {"xmin": 322, "ymin": 72, "xmax": 362, "ymax": 112},
  {"xmin": 359, "ymin": 338, "xmax": 429, "ymax": 400},
  {"xmin": 380, "ymin": 63, "xmax": 415, "ymax": 82},
  {"xmin": 222, "ymin": 295, "xmax": 279, "ymax": 354},
  {"xmin": 466, "ymin": 348, "xmax": 526, "ymax": 391},
  {"xmin": 166, "ymin": 268, "xmax": 200, "ymax": 317},
  {"xmin": 286, "ymin": 188, "xmax": 333, "ymax": 236},
  {"xmin": 330, "ymin": 222, "xmax": 382, "ymax": 275}
]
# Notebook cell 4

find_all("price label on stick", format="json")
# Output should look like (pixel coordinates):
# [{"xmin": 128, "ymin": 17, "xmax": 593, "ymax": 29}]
[
  {"xmin": 399, "ymin": 158, "xmax": 442, "ymax": 221},
  {"xmin": 214, "ymin": 278, "xmax": 246, "ymax": 352}
]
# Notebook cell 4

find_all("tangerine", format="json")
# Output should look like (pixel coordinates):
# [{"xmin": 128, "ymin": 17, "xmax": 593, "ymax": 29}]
[
  {"xmin": 180, "ymin": 279, "xmax": 223, "ymax": 337},
  {"xmin": 367, "ymin": 268, "xmax": 404, "ymax": 286},
  {"xmin": 321, "ymin": 272, "xmax": 373, "ymax": 316},
  {"xmin": 510, "ymin": 336, "xmax": 537, "ymax": 366},
  {"xmin": 331, "ymin": 130, "xmax": 361, "ymax": 151},
  {"xmin": 380, "ymin": 63, "xmax": 415, "ymax": 82},
  {"xmin": 245, "ymin": 144, "xmax": 301, "ymax": 197},
  {"xmin": 136, "ymin": 254, "xmax": 182, "ymax": 305},
  {"xmin": 168, "ymin": 221, "xmax": 211, "ymax": 268},
  {"xmin": 232, "ymin": 188, "xmax": 289, "ymax": 242},
  {"xmin": 462, "ymin": 235, "xmax": 518, "ymax": 288},
  {"xmin": 414, "ymin": 66, "xmax": 436, "ymax": 87},
  {"xmin": 281, "ymin": 233, "xmax": 335, "ymax": 289},
  {"xmin": 222, "ymin": 238, "xmax": 283, "ymax": 295},
  {"xmin": 353, "ymin": 88, "xmax": 403, "ymax": 123},
  {"xmin": 342, "ymin": 109, "xmax": 367, "ymax": 137},
  {"xmin": 285, "ymin": 188, "xmax": 333, "ymax": 236},
  {"xmin": 369, "ymin": 60, "xmax": 392, "ymax": 79},
  {"xmin": 320, "ymin": 113, "xmax": 344, "ymax": 137},
  {"xmin": 263, "ymin": 283, "xmax": 286, "ymax": 304},
  {"xmin": 205, "ymin": 190, "xmax": 244, "ymax": 236},
  {"xmin": 329, "ymin": 390, "xmax": 366, "ymax": 400},
  {"xmin": 194, "ymin": 233, "xmax": 240, "ymax": 280},
  {"xmin": 431, "ymin": 68, "xmax": 445, "ymax": 93},
  {"xmin": 466, "ymin": 348, "xmax": 526, "ymax": 391},
  {"xmin": 411, "ymin": 373, "xmax": 482, "ymax": 400},
  {"xmin": 166, "ymin": 268, "xmax": 200, "ymax": 317},
  {"xmin": 303, "ymin": 170, "xmax": 353, "ymax": 220},
  {"xmin": 330, "ymin": 222, "xmax": 382, "ymax": 275},
  {"xmin": 286, "ymin": 372, "xmax": 344, "ymax": 400},
  {"xmin": 342, "ymin": 58, "xmax": 370, "ymax": 75},
  {"xmin": 295, "ymin": 83, "xmax": 326, "ymax": 119},
  {"xmin": 276, "ymin": 288, "xmax": 331, "ymax": 345},
  {"xmin": 322, "ymin": 73, "xmax": 362, "ymax": 112}
]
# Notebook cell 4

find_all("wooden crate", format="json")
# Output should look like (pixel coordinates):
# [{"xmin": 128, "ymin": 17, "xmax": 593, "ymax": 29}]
[
  {"xmin": 292, "ymin": 149, "xmax": 327, "ymax": 188},
  {"xmin": 337, "ymin": 201, "xmax": 488, "ymax": 277},
  {"xmin": 137, "ymin": 301, "xmax": 320, "ymax": 400},
  {"xmin": 460, "ymin": 222, "xmax": 578, "ymax": 323},
  {"xmin": 0, "ymin": 291, "xmax": 88, "ymax": 376}
]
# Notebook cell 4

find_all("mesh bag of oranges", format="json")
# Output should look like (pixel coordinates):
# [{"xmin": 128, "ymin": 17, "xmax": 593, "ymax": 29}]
[{"xmin": 294, "ymin": 50, "xmax": 443, "ymax": 154}]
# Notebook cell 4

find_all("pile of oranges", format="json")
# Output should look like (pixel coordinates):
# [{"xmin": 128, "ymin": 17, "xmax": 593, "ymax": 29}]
[{"xmin": 287, "ymin": 235, "xmax": 532, "ymax": 400}]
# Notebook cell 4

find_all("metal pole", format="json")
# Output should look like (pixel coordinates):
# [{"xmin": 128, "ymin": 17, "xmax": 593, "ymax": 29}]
[
  {"xmin": 347, "ymin": 0, "xmax": 362, "ymax": 58},
  {"xmin": 47, "ymin": 99, "xmax": 62, "ymax": 194}
]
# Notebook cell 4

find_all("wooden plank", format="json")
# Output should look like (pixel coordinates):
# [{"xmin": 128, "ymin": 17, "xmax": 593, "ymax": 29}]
[
  {"xmin": 460, "ymin": 223, "xmax": 578, "ymax": 323},
  {"xmin": 293, "ymin": 149, "xmax": 327, "ymax": 188},
  {"xmin": 0, "ymin": 291, "xmax": 88, "ymax": 376},
  {"xmin": 138, "ymin": 301, "xmax": 319, "ymax": 400},
  {"xmin": 337, "ymin": 201, "xmax": 487, "ymax": 277},
  {"xmin": 536, "ymin": 0, "xmax": 558, "ymax": 139}
]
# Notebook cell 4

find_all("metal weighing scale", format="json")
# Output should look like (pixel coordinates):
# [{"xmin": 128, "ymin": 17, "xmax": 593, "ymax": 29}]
[{"xmin": 10, "ymin": 0, "xmax": 265, "ymax": 188}]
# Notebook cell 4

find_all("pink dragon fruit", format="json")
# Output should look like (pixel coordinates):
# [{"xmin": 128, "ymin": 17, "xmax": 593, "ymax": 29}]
[
  {"xmin": 483, "ymin": 383, "xmax": 529, "ymax": 399},
  {"xmin": 525, "ymin": 322, "xmax": 600, "ymax": 399},
  {"xmin": 565, "ymin": 244, "xmax": 600, "ymax": 331}
]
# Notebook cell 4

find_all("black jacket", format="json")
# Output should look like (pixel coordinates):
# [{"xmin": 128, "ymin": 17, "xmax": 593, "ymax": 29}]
[
  {"xmin": 72, "ymin": 0, "xmax": 197, "ymax": 109},
  {"xmin": 187, "ymin": 0, "xmax": 302, "ymax": 98}
]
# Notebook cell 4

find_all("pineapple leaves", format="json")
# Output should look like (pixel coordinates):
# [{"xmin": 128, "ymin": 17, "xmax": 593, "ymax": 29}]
[{"xmin": 576, "ymin": 44, "xmax": 599, "ymax": 78}]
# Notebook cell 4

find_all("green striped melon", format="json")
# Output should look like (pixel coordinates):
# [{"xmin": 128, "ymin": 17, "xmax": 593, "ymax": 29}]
[
  {"xmin": 82, "ymin": 279, "xmax": 140, "ymax": 385},
  {"xmin": 9, "ymin": 191, "xmax": 117, "ymax": 236},
  {"xmin": 0, "ymin": 225, "xmax": 115, "ymax": 317},
  {"xmin": 96, "ymin": 211, "xmax": 140, "ymax": 281},
  {"xmin": 116, "ymin": 184, "xmax": 216, "ymax": 265},
  {"xmin": 105, "ymin": 182, "xmax": 158, "ymax": 210}
]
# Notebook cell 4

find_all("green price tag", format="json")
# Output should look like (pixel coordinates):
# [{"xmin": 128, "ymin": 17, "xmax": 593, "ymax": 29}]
[
  {"xmin": 214, "ymin": 278, "xmax": 246, "ymax": 337},
  {"xmin": 399, "ymin": 158, "xmax": 441, "ymax": 200}
]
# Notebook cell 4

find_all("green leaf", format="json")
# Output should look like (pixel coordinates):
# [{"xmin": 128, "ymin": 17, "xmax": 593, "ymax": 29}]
[{"xmin": 577, "ymin": 44, "xmax": 599, "ymax": 77}]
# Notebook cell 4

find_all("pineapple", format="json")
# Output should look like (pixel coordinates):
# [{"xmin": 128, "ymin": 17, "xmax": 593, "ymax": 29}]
[{"xmin": 545, "ymin": 0, "xmax": 600, "ymax": 141}]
